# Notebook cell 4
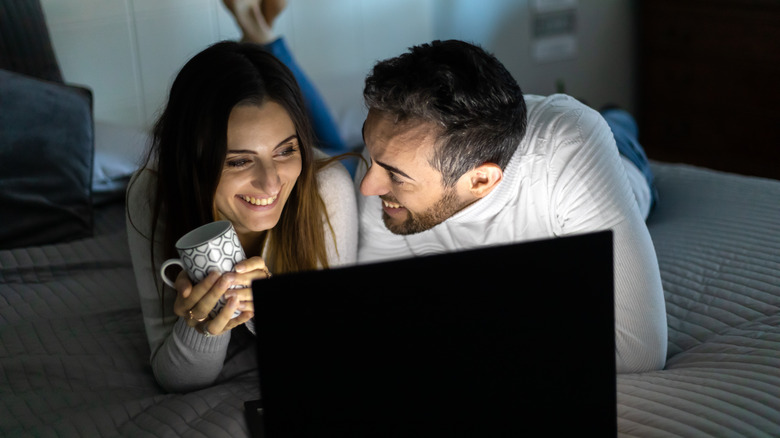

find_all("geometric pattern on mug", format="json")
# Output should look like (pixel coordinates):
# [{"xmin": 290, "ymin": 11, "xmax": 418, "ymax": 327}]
[{"xmin": 181, "ymin": 227, "xmax": 245, "ymax": 284}]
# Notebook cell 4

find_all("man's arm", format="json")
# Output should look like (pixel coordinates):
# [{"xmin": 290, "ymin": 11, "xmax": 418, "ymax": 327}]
[{"xmin": 549, "ymin": 104, "xmax": 667, "ymax": 373}]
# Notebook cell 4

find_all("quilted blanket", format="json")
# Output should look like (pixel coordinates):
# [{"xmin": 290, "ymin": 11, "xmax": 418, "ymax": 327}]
[
  {"xmin": 0, "ymin": 204, "xmax": 258, "ymax": 437},
  {"xmin": 618, "ymin": 164, "xmax": 780, "ymax": 437},
  {"xmin": 1, "ymin": 162, "xmax": 779, "ymax": 437}
]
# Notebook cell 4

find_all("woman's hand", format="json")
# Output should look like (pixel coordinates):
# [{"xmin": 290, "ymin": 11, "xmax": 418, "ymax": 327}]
[{"xmin": 171, "ymin": 256, "xmax": 271, "ymax": 336}]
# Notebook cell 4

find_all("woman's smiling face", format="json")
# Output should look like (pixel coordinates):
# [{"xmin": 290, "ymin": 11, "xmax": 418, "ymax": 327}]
[{"xmin": 214, "ymin": 100, "xmax": 302, "ymax": 245}]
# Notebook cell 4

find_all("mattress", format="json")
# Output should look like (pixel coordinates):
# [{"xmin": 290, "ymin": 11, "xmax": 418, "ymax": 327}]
[
  {"xmin": 618, "ymin": 163, "xmax": 780, "ymax": 437},
  {"xmin": 0, "ymin": 203, "xmax": 258, "ymax": 437},
  {"xmin": 1, "ymin": 162, "xmax": 779, "ymax": 437}
]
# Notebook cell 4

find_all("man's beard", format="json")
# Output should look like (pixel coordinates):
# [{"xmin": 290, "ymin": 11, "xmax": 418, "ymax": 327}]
[{"xmin": 382, "ymin": 188, "xmax": 467, "ymax": 235}]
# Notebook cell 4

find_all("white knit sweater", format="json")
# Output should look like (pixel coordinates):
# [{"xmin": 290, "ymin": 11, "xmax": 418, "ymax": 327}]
[
  {"xmin": 126, "ymin": 158, "xmax": 358, "ymax": 392},
  {"xmin": 356, "ymin": 94, "xmax": 667, "ymax": 373}
]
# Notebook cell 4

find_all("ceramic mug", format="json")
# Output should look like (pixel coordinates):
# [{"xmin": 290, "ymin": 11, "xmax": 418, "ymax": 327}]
[{"xmin": 160, "ymin": 220, "xmax": 245, "ymax": 319}]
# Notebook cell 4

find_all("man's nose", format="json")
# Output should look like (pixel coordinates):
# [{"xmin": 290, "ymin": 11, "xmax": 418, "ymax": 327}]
[{"xmin": 359, "ymin": 164, "xmax": 389, "ymax": 197}]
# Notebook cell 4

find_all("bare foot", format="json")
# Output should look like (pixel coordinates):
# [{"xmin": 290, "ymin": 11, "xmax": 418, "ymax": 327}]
[
  {"xmin": 221, "ymin": 0, "xmax": 274, "ymax": 44},
  {"xmin": 261, "ymin": 0, "xmax": 287, "ymax": 28}
]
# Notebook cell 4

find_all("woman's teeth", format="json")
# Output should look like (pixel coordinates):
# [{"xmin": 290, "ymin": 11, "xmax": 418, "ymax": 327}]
[
  {"xmin": 241, "ymin": 194, "xmax": 278, "ymax": 206},
  {"xmin": 383, "ymin": 200, "xmax": 402, "ymax": 209}
]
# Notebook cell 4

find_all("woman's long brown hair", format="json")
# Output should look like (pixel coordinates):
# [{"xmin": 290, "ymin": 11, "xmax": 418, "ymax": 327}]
[{"xmin": 129, "ymin": 41, "xmax": 335, "ymax": 309}]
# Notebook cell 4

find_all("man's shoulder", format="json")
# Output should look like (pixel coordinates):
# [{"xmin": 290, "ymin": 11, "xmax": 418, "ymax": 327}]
[
  {"xmin": 524, "ymin": 93, "xmax": 592, "ymax": 119},
  {"xmin": 521, "ymin": 94, "xmax": 605, "ymax": 146}
]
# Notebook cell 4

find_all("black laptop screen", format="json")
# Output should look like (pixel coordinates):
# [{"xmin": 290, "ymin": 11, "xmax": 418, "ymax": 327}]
[{"xmin": 252, "ymin": 230, "xmax": 615, "ymax": 437}]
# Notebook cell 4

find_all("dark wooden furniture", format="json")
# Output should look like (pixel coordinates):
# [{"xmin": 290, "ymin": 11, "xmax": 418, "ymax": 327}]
[{"xmin": 637, "ymin": 0, "xmax": 780, "ymax": 180}]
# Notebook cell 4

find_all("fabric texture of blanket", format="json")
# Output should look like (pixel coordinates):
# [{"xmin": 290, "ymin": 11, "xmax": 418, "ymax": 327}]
[{"xmin": 1, "ymin": 162, "xmax": 779, "ymax": 437}]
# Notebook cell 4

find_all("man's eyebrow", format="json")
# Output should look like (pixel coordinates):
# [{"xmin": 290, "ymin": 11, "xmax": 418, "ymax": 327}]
[
  {"xmin": 227, "ymin": 134, "xmax": 298, "ymax": 154},
  {"xmin": 375, "ymin": 160, "xmax": 415, "ymax": 181}
]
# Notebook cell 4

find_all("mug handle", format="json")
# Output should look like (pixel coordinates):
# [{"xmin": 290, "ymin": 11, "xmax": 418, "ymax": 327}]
[{"xmin": 160, "ymin": 258, "xmax": 184, "ymax": 289}]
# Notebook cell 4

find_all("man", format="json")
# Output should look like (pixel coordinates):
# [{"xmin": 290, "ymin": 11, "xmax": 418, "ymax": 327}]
[{"xmin": 355, "ymin": 39, "xmax": 667, "ymax": 374}]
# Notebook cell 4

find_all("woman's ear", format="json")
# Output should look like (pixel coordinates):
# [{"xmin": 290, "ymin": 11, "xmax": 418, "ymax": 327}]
[{"xmin": 467, "ymin": 163, "xmax": 503, "ymax": 199}]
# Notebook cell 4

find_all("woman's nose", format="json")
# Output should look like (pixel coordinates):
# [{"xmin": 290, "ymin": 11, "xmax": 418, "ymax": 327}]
[{"xmin": 253, "ymin": 161, "xmax": 282, "ymax": 194}]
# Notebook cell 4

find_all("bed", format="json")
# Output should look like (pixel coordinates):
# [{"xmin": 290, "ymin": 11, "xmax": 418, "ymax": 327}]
[
  {"xmin": 619, "ymin": 164, "xmax": 780, "ymax": 437},
  {"xmin": 2, "ymin": 144, "xmax": 779, "ymax": 438},
  {"xmin": 2, "ymin": 11, "xmax": 779, "ymax": 433}
]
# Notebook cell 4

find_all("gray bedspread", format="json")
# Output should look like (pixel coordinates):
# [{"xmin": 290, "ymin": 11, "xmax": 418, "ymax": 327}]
[
  {"xmin": 617, "ymin": 164, "xmax": 780, "ymax": 437},
  {"xmin": 1, "ymin": 162, "xmax": 779, "ymax": 437},
  {"xmin": 0, "ymin": 204, "xmax": 258, "ymax": 437}
]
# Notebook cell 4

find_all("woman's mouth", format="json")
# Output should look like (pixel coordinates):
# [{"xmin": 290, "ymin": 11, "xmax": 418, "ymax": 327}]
[{"xmin": 240, "ymin": 194, "xmax": 278, "ymax": 207}]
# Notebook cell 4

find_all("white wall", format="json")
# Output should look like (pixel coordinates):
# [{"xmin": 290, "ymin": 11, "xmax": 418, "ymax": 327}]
[
  {"xmin": 41, "ymin": 0, "xmax": 635, "ymax": 143},
  {"xmin": 433, "ymin": 0, "xmax": 637, "ymax": 110}
]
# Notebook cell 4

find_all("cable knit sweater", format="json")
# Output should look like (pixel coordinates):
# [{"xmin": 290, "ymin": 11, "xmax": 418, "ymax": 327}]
[
  {"xmin": 356, "ymin": 94, "xmax": 667, "ymax": 373},
  {"xmin": 126, "ymin": 158, "xmax": 358, "ymax": 392}
]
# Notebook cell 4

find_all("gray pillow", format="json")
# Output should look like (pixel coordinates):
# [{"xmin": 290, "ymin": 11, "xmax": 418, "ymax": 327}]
[
  {"xmin": 0, "ymin": 0, "xmax": 64, "ymax": 83},
  {"xmin": 0, "ymin": 69, "xmax": 94, "ymax": 249}
]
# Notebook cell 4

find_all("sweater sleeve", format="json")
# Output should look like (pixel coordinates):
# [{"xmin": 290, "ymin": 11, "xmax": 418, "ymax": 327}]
[
  {"xmin": 125, "ymin": 169, "xmax": 232, "ymax": 393},
  {"xmin": 547, "ymin": 103, "xmax": 667, "ymax": 373}
]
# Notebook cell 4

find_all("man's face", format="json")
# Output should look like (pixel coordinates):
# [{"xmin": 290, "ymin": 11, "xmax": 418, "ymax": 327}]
[{"xmin": 359, "ymin": 110, "xmax": 473, "ymax": 235}]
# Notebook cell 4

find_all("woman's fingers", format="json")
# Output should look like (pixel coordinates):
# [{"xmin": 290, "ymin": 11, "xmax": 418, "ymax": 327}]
[
  {"xmin": 171, "ymin": 257, "xmax": 262, "ymax": 334},
  {"xmin": 234, "ymin": 257, "xmax": 257, "ymax": 273},
  {"xmin": 172, "ymin": 270, "xmax": 197, "ymax": 318},
  {"xmin": 224, "ymin": 286, "xmax": 254, "ymax": 304},
  {"xmin": 234, "ymin": 256, "xmax": 269, "ymax": 275},
  {"xmin": 203, "ymin": 295, "xmax": 245, "ymax": 335},
  {"xmin": 177, "ymin": 271, "xmax": 236, "ymax": 327},
  {"xmin": 174, "ymin": 270, "xmax": 193, "ymax": 299},
  {"xmin": 225, "ymin": 310, "xmax": 255, "ymax": 331},
  {"xmin": 232, "ymin": 256, "xmax": 272, "ymax": 288},
  {"xmin": 218, "ymin": 288, "xmax": 255, "ymax": 318}
]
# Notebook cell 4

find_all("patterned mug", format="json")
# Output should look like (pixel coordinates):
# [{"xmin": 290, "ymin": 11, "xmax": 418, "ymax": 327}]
[{"xmin": 159, "ymin": 220, "xmax": 244, "ymax": 319}]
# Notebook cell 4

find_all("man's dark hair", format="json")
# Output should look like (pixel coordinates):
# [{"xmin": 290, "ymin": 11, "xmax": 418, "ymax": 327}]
[{"xmin": 364, "ymin": 39, "xmax": 527, "ymax": 186}]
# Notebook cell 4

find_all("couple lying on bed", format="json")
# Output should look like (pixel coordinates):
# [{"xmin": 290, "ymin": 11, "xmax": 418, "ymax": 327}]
[{"xmin": 126, "ymin": 0, "xmax": 667, "ymax": 393}]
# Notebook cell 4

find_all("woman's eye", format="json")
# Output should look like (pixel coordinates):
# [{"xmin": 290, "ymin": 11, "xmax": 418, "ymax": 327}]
[
  {"xmin": 226, "ymin": 158, "xmax": 250, "ymax": 168},
  {"xmin": 277, "ymin": 145, "xmax": 299, "ymax": 157}
]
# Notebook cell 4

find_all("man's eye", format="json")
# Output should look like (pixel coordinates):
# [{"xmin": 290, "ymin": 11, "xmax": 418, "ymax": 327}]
[{"xmin": 389, "ymin": 172, "xmax": 404, "ymax": 185}]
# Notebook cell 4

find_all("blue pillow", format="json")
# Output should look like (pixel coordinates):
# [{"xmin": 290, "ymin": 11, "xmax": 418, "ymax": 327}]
[{"xmin": 0, "ymin": 69, "xmax": 94, "ymax": 249}]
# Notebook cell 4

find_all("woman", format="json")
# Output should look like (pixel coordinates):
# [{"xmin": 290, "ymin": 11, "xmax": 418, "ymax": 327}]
[{"xmin": 126, "ymin": 36, "xmax": 358, "ymax": 392}]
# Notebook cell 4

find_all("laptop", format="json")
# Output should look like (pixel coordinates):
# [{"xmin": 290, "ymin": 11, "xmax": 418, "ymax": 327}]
[{"xmin": 247, "ymin": 230, "xmax": 616, "ymax": 437}]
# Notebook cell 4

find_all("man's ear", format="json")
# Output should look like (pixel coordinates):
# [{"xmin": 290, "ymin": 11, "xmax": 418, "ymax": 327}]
[{"xmin": 467, "ymin": 163, "xmax": 503, "ymax": 199}]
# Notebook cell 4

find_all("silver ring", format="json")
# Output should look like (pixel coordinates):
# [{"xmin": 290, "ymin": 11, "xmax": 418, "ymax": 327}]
[{"xmin": 201, "ymin": 322, "xmax": 214, "ymax": 338}]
